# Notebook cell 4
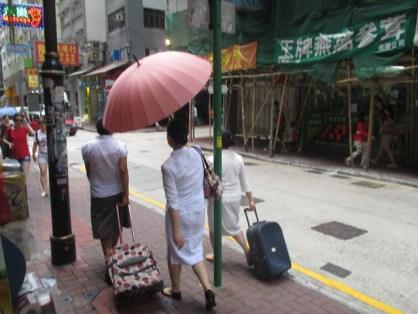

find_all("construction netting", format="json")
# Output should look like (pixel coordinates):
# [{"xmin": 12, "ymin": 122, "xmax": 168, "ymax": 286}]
[{"xmin": 165, "ymin": 0, "xmax": 418, "ymax": 82}]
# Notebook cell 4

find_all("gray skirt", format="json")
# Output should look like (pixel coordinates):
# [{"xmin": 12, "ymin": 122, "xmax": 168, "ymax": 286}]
[{"xmin": 91, "ymin": 193, "xmax": 131, "ymax": 239}]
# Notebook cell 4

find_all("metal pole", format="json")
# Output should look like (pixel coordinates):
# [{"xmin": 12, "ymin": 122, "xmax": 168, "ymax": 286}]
[
  {"xmin": 365, "ymin": 86, "xmax": 376, "ymax": 171},
  {"xmin": 212, "ymin": 0, "xmax": 223, "ymax": 287},
  {"xmin": 41, "ymin": 0, "xmax": 76, "ymax": 265},
  {"xmin": 347, "ymin": 61, "xmax": 353, "ymax": 168}
]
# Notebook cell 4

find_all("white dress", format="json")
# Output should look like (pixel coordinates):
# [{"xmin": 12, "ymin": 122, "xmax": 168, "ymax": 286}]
[
  {"xmin": 207, "ymin": 150, "xmax": 251, "ymax": 235},
  {"xmin": 162, "ymin": 146, "xmax": 206, "ymax": 266}
]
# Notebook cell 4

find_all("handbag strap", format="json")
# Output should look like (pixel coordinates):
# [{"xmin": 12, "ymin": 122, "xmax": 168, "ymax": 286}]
[{"xmin": 191, "ymin": 145, "xmax": 210, "ymax": 171}]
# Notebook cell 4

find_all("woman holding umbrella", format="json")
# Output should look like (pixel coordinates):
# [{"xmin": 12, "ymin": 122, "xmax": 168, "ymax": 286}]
[
  {"xmin": 2, "ymin": 113, "xmax": 35, "ymax": 175},
  {"xmin": 161, "ymin": 119, "xmax": 216, "ymax": 312}
]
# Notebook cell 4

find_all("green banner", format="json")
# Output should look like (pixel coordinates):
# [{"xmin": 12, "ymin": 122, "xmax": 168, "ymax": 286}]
[{"xmin": 275, "ymin": 11, "xmax": 417, "ymax": 65}]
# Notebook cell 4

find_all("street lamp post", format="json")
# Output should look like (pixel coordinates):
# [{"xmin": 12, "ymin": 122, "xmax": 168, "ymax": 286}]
[
  {"xmin": 41, "ymin": 0, "xmax": 76, "ymax": 265},
  {"xmin": 212, "ymin": 0, "xmax": 223, "ymax": 287}
]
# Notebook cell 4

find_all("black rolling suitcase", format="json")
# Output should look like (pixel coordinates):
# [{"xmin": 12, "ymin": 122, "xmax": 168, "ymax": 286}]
[{"xmin": 245, "ymin": 208, "xmax": 291, "ymax": 280}]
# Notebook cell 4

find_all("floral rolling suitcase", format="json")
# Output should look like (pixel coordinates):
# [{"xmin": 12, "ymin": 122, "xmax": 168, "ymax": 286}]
[{"xmin": 108, "ymin": 205, "xmax": 163, "ymax": 300}]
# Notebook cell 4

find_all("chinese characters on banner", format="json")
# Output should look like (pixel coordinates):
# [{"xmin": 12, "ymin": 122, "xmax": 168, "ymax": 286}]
[
  {"xmin": 34, "ymin": 41, "xmax": 79, "ymax": 66},
  {"xmin": 204, "ymin": 42, "xmax": 257, "ymax": 72},
  {"xmin": 275, "ymin": 12, "xmax": 416, "ymax": 64},
  {"xmin": 25, "ymin": 68, "xmax": 39, "ymax": 89},
  {"xmin": 0, "ymin": 3, "xmax": 43, "ymax": 28}
]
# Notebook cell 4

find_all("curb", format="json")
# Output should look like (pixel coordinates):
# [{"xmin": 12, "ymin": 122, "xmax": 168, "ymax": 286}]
[{"xmin": 197, "ymin": 143, "xmax": 418, "ymax": 189}]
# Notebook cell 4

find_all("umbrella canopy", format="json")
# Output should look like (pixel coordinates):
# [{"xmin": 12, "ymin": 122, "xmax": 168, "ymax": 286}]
[
  {"xmin": 0, "ymin": 107, "xmax": 17, "ymax": 118},
  {"xmin": 103, "ymin": 51, "xmax": 212, "ymax": 132}
]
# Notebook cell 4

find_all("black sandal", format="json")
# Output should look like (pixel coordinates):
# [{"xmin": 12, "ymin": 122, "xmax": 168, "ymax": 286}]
[
  {"xmin": 205, "ymin": 289, "xmax": 216, "ymax": 312},
  {"xmin": 162, "ymin": 287, "xmax": 182, "ymax": 300}
]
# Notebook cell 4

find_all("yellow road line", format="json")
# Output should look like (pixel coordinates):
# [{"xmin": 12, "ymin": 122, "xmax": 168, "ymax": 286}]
[
  {"xmin": 72, "ymin": 164, "xmax": 403, "ymax": 314},
  {"xmin": 292, "ymin": 263, "xmax": 404, "ymax": 314}
]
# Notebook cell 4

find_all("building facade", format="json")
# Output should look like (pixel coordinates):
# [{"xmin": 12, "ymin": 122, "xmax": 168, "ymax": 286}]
[{"xmin": 57, "ymin": 0, "xmax": 106, "ymax": 117}]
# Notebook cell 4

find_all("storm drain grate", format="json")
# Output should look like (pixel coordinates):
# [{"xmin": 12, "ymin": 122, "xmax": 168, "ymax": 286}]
[
  {"xmin": 244, "ymin": 162, "xmax": 258, "ymax": 166},
  {"xmin": 321, "ymin": 263, "xmax": 351, "ymax": 278},
  {"xmin": 330, "ymin": 174, "xmax": 350, "ymax": 180},
  {"xmin": 351, "ymin": 180, "xmax": 385, "ymax": 189},
  {"xmin": 240, "ymin": 196, "xmax": 264, "ymax": 207},
  {"xmin": 138, "ymin": 150, "xmax": 150, "ymax": 153},
  {"xmin": 69, "ymin": 162, "xmax": 80, "ymax": 166},
  {"xmin": 305, "ymin": 169, "xmax": 324, "ymax": 174},
  {"xmin": 311, "ymin": 221, "xmax": 367, "ymax": 240}
]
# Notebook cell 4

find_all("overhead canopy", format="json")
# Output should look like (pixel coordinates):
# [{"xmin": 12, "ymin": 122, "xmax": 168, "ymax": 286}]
[
  {"xmin": 67, "ymin": 65, "xmax": 96, "ymax": 78},
  {"xmin": 83, "ymin": 60, "xmax": 129, "ymax": 77}
]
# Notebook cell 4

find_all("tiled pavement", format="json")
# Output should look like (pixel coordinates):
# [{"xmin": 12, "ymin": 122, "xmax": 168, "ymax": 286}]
[{"xmin": 4, "ymin": 169, "xmax": 358, "ymax": 313}]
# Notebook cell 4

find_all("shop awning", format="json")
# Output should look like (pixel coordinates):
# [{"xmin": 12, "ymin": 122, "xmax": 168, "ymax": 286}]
[
  {"xmin": 83, "ymin": 60, "xmax": 130, "ymax": 77},
  {"xmin": 67, "ymin": 65, "xmax": 96, "ymax": 78}
]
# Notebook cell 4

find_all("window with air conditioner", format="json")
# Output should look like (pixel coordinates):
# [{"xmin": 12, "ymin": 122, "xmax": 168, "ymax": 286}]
[{"xmin": 108, "ymin": 7, "xmax": 125, "ymax": 32}]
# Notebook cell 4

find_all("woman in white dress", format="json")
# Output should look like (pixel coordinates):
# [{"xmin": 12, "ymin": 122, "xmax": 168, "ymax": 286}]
[
  {"xmin": 161, "ymin": 119, "xmax": 216, "ymax": 312},
  {"xmin": 206, "ymin": 129, "xmax": 256, "ymax": 265}
]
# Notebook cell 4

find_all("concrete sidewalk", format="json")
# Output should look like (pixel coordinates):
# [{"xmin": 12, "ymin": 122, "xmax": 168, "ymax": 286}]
[{"xmin": 2, "ymin": 169, "xmax": 360, "ymax": 313}]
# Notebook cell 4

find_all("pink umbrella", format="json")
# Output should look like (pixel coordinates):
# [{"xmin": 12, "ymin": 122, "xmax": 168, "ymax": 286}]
[{"xmin": 103, "ymin": 51, "xmax": 212, "ymax": 132}]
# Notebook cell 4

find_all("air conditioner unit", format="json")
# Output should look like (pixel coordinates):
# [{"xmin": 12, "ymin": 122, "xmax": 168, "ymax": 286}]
[{"xmin": 115, "ymin": 13, "xmax": 124, "ymax": 22}]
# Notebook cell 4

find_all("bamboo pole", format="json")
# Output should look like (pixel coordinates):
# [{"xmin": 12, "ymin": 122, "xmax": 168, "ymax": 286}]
[
  {"xmin": 409, "ymin": 47, "xmax": 416, "ymax": 163},
  {"xmin": 245, "ymin": 80, "xmax": 278, "ymax": 147},
  {"xmin": 251, "ymin": 77, "xmax": 256, "ymax": 152},
  {"xmin": 188, "ymin": 100, "xmax": 193, "ymax": 142},
  {"xmin": 273, "ymin": 75, "xmax": 288, "ymax": 154},
  {"xmin": 209, "ymin": 93, "xmax": 213, "ymax": 143},
  {"xmin": 347, "ymin": 61, "xmax": 353, "ymax": 168},
  {"xmin": 240, "ymin": 74, "xmax": 247, "ymax": 150},
  {"xmin": 224, "ymin": 79, "xmax": 232, "ymax": 129},
  {"xmin": 365, "ymin": 86, "xmax": 376, "ymax": 171},
  {"xmin": 297, "ymin": 81, "xmax": 314, "ymax": 132},
  {"xmin": 269, "ymin": 77, "xmax": 275, "ymax": 156}
]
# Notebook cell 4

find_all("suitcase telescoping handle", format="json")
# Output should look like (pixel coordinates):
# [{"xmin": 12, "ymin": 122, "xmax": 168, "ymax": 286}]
[
  {"xmin": 116, "ymin": 204, "xmax": 135, "ymax": 245},
  {"xmin": 244, "ymin": 208, "xmax": 259, "ymax": 228}
]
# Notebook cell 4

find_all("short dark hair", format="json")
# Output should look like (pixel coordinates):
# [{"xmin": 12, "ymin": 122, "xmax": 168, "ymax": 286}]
[
  {"xmin": 96, "ymin": 119, "xmax": 110, "ymax": 135},
  {"xmin": 222, "ymin": 129, "xmax": 235, "ymax": 148},
  {"xmin": 167, "ymin": 119, "xmax": 188, "ymax": 146}
]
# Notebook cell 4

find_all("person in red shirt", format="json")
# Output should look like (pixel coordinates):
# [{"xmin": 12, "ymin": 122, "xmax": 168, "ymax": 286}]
[
  {"xmin": 2, "ymin": 113, "xmax": 35, "ymax": 176},
  {"xmin": 345, "ymin": 113, "xmax": 369, "ymax": 168}
]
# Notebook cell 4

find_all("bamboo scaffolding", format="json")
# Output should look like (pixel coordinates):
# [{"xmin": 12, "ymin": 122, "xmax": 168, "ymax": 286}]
[
  {"xmin": 240, "ymin": 74, "xmax": 247, "ymax": 150},
  {"xmin": 208, "ymin": 93, "xmax": 213, "ymax": 143},
  {"xmin": 365, "ymin": 86, "xmax": 376, "ymax": 171},
  {"xmin": 296, "ymin": 81, "xmax": 315, "ymax": 153},
  {"xmin": 251, "ymin": 77, "xmax": 256, "ymax": 152},
  {"xmin": 269, "ymin": 77, "xmax": 275, "ymax": 155},
  {"xmin": 347, "ymin": 61, "xmax": 353, "ymax": 168},
  {"xmin": 272, "ymin": 75, "xmax": 288, "ymax": 154},
  {"xmin": 409, "ymin": 47, "xmax": 416, "ymax": 162},
  {"xmin": 244, "ymin": 79, "xmax": 278, "ymax": 148},
  {"xmin": 224, "ymin": 79, "xmax": 233, "ymax": 129}
]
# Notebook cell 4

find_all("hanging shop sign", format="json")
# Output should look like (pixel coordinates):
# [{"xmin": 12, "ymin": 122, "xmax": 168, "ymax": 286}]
[
  {"xmin": 204, "ymin": 41, "xmax": 257, "ymax": 72},
  {"xmin": 25, "ymin": 68, "xmax": 39, "ymax": 89},
  {"xmin": 34, "ymin": 41, "xmax": 79, "ymax": 66},
  {"xmin": 0, "ymin": 3, "xmax": 43, "ymax": 29},
  {"xmin": 275, "ymin": 11, "xmax": 417, "ymax": 65}
]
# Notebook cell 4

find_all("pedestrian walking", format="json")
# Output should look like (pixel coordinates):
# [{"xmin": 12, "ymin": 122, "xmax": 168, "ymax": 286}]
[
  {"xmin": 372, "ymin": 109, "xmax": 398, "ymax": 168},
  {"xmin": 81, "ymin": 119, "xmax": 131, "ymax": 282},
  {"xmin": 32, "ymin": 117, "xmax": 49, "ymax": 197},
  {"xmin": 2, "ymin": 113, "xmax": 35, "ymax": 175},
  {"xmin": 206, "ymin": 129, "xmax": 256, "ymax": 266},
  {"xmin": 345, "ymin": 113, "xmax": 369, "ymax": 168},
  {"xmin": 161, "ymin": 119, "xmax": 216, "ymax": 312},
  {"xmin": 0, "ymin": 115, "xmax": 12, "ymax": 159}
]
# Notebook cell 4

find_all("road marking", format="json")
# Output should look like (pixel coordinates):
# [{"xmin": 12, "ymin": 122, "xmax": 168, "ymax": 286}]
[
  {"xmin": 72, "ymin": 164, "xmax": 404, "ymax": 314},
  {"xmin": 292, "ymin": 263, "xmax": 404, "ymax": 314}
]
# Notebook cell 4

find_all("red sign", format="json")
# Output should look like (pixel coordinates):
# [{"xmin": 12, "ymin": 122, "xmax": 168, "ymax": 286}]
[{"xmin": 34, "ymin": 41, "xmax": 79, "ymax": 66}]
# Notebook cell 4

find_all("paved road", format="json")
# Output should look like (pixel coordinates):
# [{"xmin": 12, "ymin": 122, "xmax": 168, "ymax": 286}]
[{"xmin": 66, "ymin": 128, "xmax": 418, "ymax": 313}]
